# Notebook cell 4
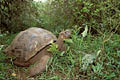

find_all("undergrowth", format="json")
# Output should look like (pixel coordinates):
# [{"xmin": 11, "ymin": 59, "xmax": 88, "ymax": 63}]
[
  {"xmin": 0, "ymin": 29, "xmax": 120, "ymax": 80},
  {"xmin": 0, "ymin": 33, "xmax": 17, "ymax": 80}
]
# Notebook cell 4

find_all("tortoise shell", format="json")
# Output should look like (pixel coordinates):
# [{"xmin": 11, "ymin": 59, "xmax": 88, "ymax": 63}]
[{"xmin": 4, "ymin": 27, "xmax": 57, "ymax": 61}]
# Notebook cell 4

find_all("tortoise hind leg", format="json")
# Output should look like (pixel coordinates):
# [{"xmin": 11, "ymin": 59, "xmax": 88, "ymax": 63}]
[{"xmin": 29, "ymin": 55, "xmax": 50, "ymax": 77}]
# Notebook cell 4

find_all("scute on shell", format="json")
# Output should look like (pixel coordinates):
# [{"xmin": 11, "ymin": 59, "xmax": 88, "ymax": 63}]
[{"xmin": 4, "ymin": 27, "xmax": 57, "ymax": 61}]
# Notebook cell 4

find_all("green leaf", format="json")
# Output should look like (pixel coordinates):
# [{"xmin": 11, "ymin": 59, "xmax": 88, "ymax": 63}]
[
  {"xmin": 64, "ymin": 39, "xmax": 73, "ymax": 44},
  {"xmin": 81, "ymin": 25, "xmax": 88, "ymax": 38},
  {"xmin": 48, "ymin": 43, "xmax": 58, "ymax": 52}
]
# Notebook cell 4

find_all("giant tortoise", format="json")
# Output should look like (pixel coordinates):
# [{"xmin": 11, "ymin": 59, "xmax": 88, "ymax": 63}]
[{"xmin": 4, "ymin": 27, "xmax": 71, "ymax": 76}]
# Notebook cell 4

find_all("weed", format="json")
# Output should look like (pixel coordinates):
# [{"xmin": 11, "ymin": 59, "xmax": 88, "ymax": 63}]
[{"xmin": 0, "ymin": 29, "xmax": 120, "ymax": 79}]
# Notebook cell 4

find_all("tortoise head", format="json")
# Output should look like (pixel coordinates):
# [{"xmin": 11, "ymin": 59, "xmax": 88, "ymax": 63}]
[
  {"xmin": 58, "ymin": 29, "xmax": 72, "ymax": 40},
  {"xmin": 56, "ymin": 29, "xmax": 71, "ymax": 51}
]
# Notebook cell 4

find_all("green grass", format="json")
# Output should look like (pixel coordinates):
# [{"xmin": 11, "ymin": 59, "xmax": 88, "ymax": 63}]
[
  {"xmin": 0, "ymin": 33, "xmax": 18, "ymax": 80},
  {"xmin": 0, "ymin": 31, "xmax": 120, "ymax": 80}
]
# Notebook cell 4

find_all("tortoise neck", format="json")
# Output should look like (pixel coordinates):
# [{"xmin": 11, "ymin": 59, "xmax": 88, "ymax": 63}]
[{"xmin": 56, "ymin": 36, "xmax": 65, "ymax": 51}]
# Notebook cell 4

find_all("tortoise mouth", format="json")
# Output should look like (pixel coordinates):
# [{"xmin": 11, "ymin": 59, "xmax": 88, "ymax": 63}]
[{"xmin": 69, "ymin": 36, "xmax": 72, "ymax": 39}]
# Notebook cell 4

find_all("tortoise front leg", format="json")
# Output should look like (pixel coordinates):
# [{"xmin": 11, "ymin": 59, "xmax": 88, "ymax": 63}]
[{"xmin": 29, "ymin": 55, "xmax": 50, "ymax": 77}]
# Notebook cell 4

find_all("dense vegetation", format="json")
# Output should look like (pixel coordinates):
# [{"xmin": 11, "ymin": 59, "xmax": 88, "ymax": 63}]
[{"xmin": 0, "ymin": 0, "xmax": 120, "ymax": 80}]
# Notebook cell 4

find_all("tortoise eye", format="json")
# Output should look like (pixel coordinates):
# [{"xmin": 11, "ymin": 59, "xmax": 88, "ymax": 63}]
[{"xmin": 64, "ymin": 31, "xmax": 71, "ymax": 37}]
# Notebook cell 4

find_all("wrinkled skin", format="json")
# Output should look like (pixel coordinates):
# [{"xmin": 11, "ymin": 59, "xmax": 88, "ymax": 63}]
[{"xmin": 5, "ymin": 29, "xmax": 71, "ymax": 77}]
